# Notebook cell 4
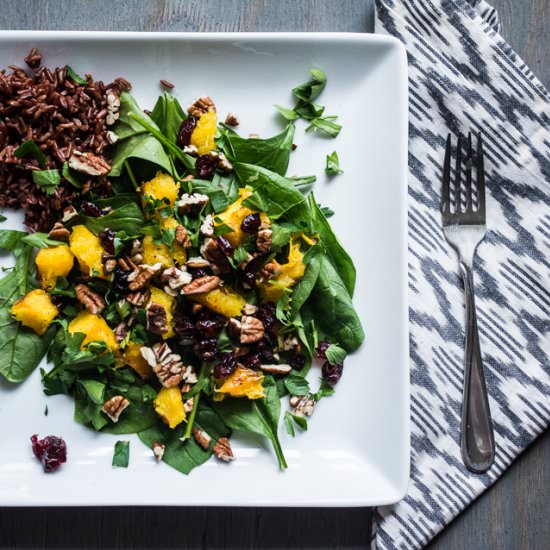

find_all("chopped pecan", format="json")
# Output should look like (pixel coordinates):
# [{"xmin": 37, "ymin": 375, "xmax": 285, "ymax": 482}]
[
  {"xmin": 106, "ymin": 130, "xmax": 119, "ymax": 145},
  {"xmin": 117, "ymin": 256, "xmax": 137, "ymax": 272},
  {"xmin": 177, "ymin": 193, "xmax": 210, "ymax": 214},
  {"xmin": 282, "ymin": 334, "xmax": 301, "ymax": 353},
  {"xmin": 62, "ymin": 205, "xmax": 78, "ymax": 223},
  {"xmin": 68, "ymin": 150, "xmax": 111, "ymax": 176},
  {"xmin": 258, "ymin": 262, "xmax": 281, "ymax": 283},
  {"xmin": 240, "ymin": 316, "xmax": 265, "ymax": 344},
  {"xmin": 290, "ymin": 395, "xmax": 315, "ymax": 417},
  {"xmin": 75, "ymin": 283, "xmax": 105, "ymax": 314},
  {"xmin": 188, "ymin": 95, "xmax": 216, "ymax": 117},
  {"xmin": 182, "ymin": 144, "xmax": 199, "ymax": 156},
  {"xmin": 48, "ymin": 222, "xmax": 70, "ymax": 242},
  {"xmin": 226, "ymin": 318, "xmax": 242, "ymax": 339},
  {"xmin": 102, "ymin": 395, "xmax": 129, "ymax": 423},
  {"xmin": 191, "ymin": 303, "xmax": 204, "ymax": 315},
  {"xmin": 213, "ymin": 437, "xmax": 235, "ymax": 462},
  {"xmin": 224, "ymin": 113, "xmax": 239, "ymax": 126},
  {"xmin": 174, "ymin": 225, "xmax": 192, "ymax": 248},
  {"xmin": 114, "ymin": 322, "xmax": 128, "ymax": 343},
  {"xmin": 181, "ymin": 275, "xmax": 221, "ymax": 295},
  {"xmin": 126, "ymin": 289, "xmax": 150, "ymax": 307},
  {"xmin": 152, "ymin": 441, "xmax": 165, "ymax": 462},
  {"xmin": 161, "ymin": 266, "xmax": 192, "ymax": 296},
  {"xmin": 186, "ymin": 256, "xmax": 211, "ymax": 269},
  {"xmin": 140, "ymin": 342, "xmax": 185, "ymax": 388},
  {"xmin": 192, "ymin": 427, "xmax": 212, "ymax": 451},
  {"xmin": 146, "ymin": 302, "xmax": 169, "ymax": 335},
  {"xmin": 183, "ymin": 397, "xmax": 195, "ymax": 414},
  {"xmin": 102, "ymin": 253, "xmax": 117, "ymax": 274},
  {"xmin": 182, "ymin": 365, "xmax": 198, "ymax": 384},
  {"xmin": 217, "ymin": 152, "xmax": 233, "ymax": 173},
  {"xmin": 127, "ymin": 263, "xmax": 162, "ymax": 291},
  {"xmin": 200, "ymin": 238, "xmax": 231, "ymax": 275},
  {"xmin": 256, "ymin": 228, "xmax": 273, "ymax": 254},
  {"xmin": 260, "ymin": 364, "xmax": 292, "ymax": 375},
  {"xmin": 241, "ymin": 303, "xmax": 258, "ymax": 316},
  {"xmin": 200, "ymin": 214, "xmax": 214, "ymax": 237},
  {"xmin": 130, "ymin": 239, "xmax": 144, "ymax": 264}
]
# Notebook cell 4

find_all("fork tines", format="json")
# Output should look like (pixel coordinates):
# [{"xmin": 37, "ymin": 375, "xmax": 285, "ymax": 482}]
[{"xmin": 442, "ymin": 132, "xmax": 486, "ymax": 226}]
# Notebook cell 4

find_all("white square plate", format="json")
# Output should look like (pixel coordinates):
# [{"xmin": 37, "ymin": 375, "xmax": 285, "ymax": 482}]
[{"xmin": 0, "ymin": 31, "xmax": 409, "ymax": 507}]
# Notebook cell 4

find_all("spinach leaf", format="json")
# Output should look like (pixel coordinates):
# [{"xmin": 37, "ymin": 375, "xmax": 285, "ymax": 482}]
[
  {"xmin": 66, "ymin": 65, "xmax": 87, "ymax": 85},
  {"xmin": 0, "ymin": 238, "xmax": 54, "ymax": 383},
  {"xmin": 21, "ymin": 233, "xmax": 64, "ymax": 249},
  {"xmin": 236, "ymin": 163, "xmax": 313, "ymax": 231},
  {"xmin": 273, "ymin": 105, "xmax": 298, "ymax": 121},
  {"xmin": 325, "ymin": 343, "xmax": 347, "ymax": 366},
  {"xmin": 32, "ymin": 169, "xmax": 60, "ymax": 195},
  {"xmin": 190, "ymin": 175, "xmax": 239, "ymax": 213},
  {"xmin": 112, "ymin": 441, "xmax": 130, "ymax": 468},
  {"xmin": 109, "ymin": 92, "xmax": 173, "ymax": 177},
  {"xmin": 62, "ymin": 162, "xmax": 83, "ymax": 188},
  {"xmin": 307, "ymin": 255, "xmax": 364, "ymax": 353},
  {"xmin": 311, "ymin": 379, "xmax": 336, "ymax": 402},
  {"xmin": 83, "ymin": 203, "xmax": 145, "ymax": 236},
  {"xmin": 150, "ymin": 92, "xmax": 186, "ymax": 146},
  {"xmin": 290, "ymin": 249, "xmax": 321, "ymax": 317},
  {"xmin": 308, "ymin": 193, "xmax": 356, "ymax": 296},
  {"xmin": 325, "ymin": 151, "xmax": 343, "ymax": 175},
  {"xmin": 0, "ymin": 229, "xmax": 26, "ymax": 251},
  {"xmin": 294, "ymin": 101, "xmax": 325, "ymax": 121},
  {"xmin": 221, "ymin": 124, "xmax": 295, "ymax": 176},
  {"xmin": 0, "ymin": 214, "xmax": 6, "ymax": 222},
  {"xmin": 320, "ymin": 206, "xmax": 334, "ymax": 219},
  {"xmin": 138, "ymin": 401, "xmax": 229, "ymax": 475},
  {"xmin": 284, "ymin": 411, "xmax": 308, "ymax": 437},
  {"xmin": 78, "ymin": 379, "xmax": 106, "ymax": 404},
  {"xmin": 283, "ymin": 370, "xmax": 311, "ymax": 396},
  {"xmin": 14, "ymin": 140, "xmax": 46, "ymax": 168},
  {"xmin": 306, "ymin": 116, "xmax": 342, "ymax": 138},
  {"xmin": 292, "ymin": 68, "xmax": 327, "ymax": 103},
  {"xmin": 213, "ymin": 375, "xmax": 287, "ymax": 469}
]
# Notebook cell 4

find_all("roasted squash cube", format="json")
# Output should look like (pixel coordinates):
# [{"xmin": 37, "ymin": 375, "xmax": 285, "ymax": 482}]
[
  {"xmin": 69, "ymin": 225, "xmax": 106, "ymax": 279},
  {"xmin": 141, "ymin": 171, "xmax": 179, "ymax": 206},
  {"xmin": 148, "ymin": 286, "xmax": 175, "ymax": 339},
  {"xmin": 35, "ymin": 245, "xmax": 74, "ymax": 290},
  {"xmin": 216, "ymin": 365, "xmax": 264, "ymax": 399},
  {"xmin": 68, "ymin": 310, "xmax": 118, "ymax": 351},
  {"xmin": 154, "ymin": 386, "xmax": 186, "ymax": 429},
  {"xmin": 121, "ymin": 341, "xmax": 152, "ymax": 379},
  {"xmin": 11, "ymin": 289, "xmax": 58, "ymax": 335},
  {"xmin": 215, "ymin": 188, "xmax": 254, "ymax": 247},
  {"xmin": 190, "ymin": 111, "xmax": 218, "ymax": 155},
  {"xmin": 191, "ymin": 286, "xmax": 246, "ymax": 318}
]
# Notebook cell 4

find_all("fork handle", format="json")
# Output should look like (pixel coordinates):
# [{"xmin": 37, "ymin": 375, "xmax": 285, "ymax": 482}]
[{"xmin": 459, "ymin": 261, "xmax": 495, "ymax": 473}]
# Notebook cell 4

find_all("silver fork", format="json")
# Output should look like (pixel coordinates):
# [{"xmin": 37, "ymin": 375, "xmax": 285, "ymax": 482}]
[{"xmin": 442, "ymin": 132, "xmax": 495, "ymax": 474}]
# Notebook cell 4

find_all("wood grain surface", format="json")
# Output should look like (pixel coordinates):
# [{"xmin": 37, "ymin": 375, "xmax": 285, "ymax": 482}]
[{"xmin": 0, "ymin": 1, "xmax": 548, "ymax": 549}]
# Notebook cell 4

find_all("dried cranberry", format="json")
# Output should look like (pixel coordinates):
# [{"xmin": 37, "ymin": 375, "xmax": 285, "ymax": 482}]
[
  {"xmin": 256, "ymin": 303, "xmax": 276, "ymax": 332},
  {"xmin": 322, "ymin": 361, "xmax": 344, "ymax": 386},
  {"xmin": 240, "ymin": 213, "xmax": 261, "ymax": 233},
  {"xmin": 195, "ymin": 155, "xmax": 217, "ymax": 179},
  {"xmin": 193, "ymin": 337, "xmax": 218, "ymax": 361},
  {"xmin": 195, "ymin": 316, "xmax": 224, "ymax": 337},
  {"xmin": 31, "ymin": 434, "xmax": 67, "ymax": 473},
  {"xmin": 177, "ymin": 116, "xmax": 197, "ymax": 147},
  {"xmin": 99, "ymin": 228, "xmax": 116, "ymax": 255},
  {"xmin": 188, "ymin": 267, "xmax": 211, "ymax": 279},
  {"xmin": 239, "ymin": 271, "xmax": 256, "ymax": 292},
  {"xmin": 213, "ymin": 352, "xmax": 237, "ymax": 378},
  {"xmin": 289, "ymin": 353, "xmax": 306, "ymax": 370},
  {"xmin": 257, "ymin": 336, "xmax": 276, "ymax": 362},
  {"xmin": 112, "ymin": 265, "xmax": 130, "ymax": 295},
  {"xmin": 174, "ymin": 311, "xmax": 196, "ymax": 343},
  {"xmin": 316, "ymin": 340, "xmax": 331, "ymax": 360},
  {"xmin": 81, "ymin": 201, "xmax": 104, "ymax": 217},
  {"xmin": 240, "ymin": 353, "xmax": 261, "ymax": 370},
  {"xmin": 216, "ymin": 235, "xmax": 234, "ymax": 257}
]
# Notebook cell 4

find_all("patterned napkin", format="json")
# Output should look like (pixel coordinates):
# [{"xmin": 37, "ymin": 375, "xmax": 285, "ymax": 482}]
[{"xmin": 373, "ymin": 0, "xmax": 550, "ymax": 548}]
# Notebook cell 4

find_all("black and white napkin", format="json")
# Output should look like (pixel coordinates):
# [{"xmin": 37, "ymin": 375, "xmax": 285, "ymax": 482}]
[{"xmin": 373, "ymin": 0, "xmax": 550, "ymax": 547}]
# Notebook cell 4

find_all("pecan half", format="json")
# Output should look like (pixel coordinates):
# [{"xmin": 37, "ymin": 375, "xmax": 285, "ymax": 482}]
[
  {"xmin": 152, "ymin": 441, "xmax": 165, "ymax": 462},
  {"xmin": 240, "ymin": 316, "xmax": 265, "ymax": 344},
  {"xmin": 140, "ymin": 342, "xmax": 185, "ymax": 388},
  {"xmin": 68, "ymin": 150, "xmax": 111, "ymax": 176},
  {"xmin": 127, "ymin": 263, "xmax": 162, "ymax": 291},
  {"xmin": 200, "ymin": 238, "xmax": 231, "ymax": 275},
  {"xmin": 177, "ymin": 193, "xmax": 210, "ymax": 215},
  {"xmin": 213, "ymin": 437, "xmax": 235, "ymax": 462},
  {"xmin": 146, "ymin": 302, "xmax": 169, "ymax": 335},
  {"xmin": 75, "ymin": 283, "xmax": 105, "ymax": 314},
  {"xmin": 192, "ymin": 427, "xmax": 212, "ymax": 451},
  {"xmin": 186, "ymin": 256, "xmax": 211, "ymax": 269},
  {"xmin": 126, "ymin": 289, "xmax": 150, "ymax": 307},
  {"xmin": 174, "ymin": 225, "xmax": 192, "ymax": 248},
  {"xmin": 102, "ymin": 395, "xmax": 129, "ymax": 423},
  {"xmin": 161, "ymin": 266, "xmax": 192, "ymax": 296},
  {"xmin": 181, "ymin": 275, "xmax": 220, "ymax": 295},
  {"xmin": 48, "ymin": 222, "xmax": 70, "ymax": 242},
  {"xmin": 260, "ymin": 364, "xmax": 292, "ymax": 375},
  {"xmin": 188, "ymin": 95, "xmax": 216, "ymax": 117}
]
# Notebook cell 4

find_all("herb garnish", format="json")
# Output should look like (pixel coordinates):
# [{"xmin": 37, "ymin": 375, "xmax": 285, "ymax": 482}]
[{"xmin": 112, "ymin": 441, "xmax": 130, "ymax": 468}]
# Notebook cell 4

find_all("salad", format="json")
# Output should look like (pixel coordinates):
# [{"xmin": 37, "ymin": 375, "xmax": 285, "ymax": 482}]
[{"xmin": 0, "ymin": 51, "xmax": 364, "ymax": 473}]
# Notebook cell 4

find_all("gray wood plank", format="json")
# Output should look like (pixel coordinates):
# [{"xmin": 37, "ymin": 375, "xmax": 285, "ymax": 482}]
[{"xmin": 0, "ymin": 2, "xmax": 548, "ymax": 550}]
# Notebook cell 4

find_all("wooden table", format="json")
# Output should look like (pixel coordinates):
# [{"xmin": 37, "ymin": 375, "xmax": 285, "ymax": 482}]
[{"xmin": 0, "ymin": 2, "xmax": 548, "ymax": 548}]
